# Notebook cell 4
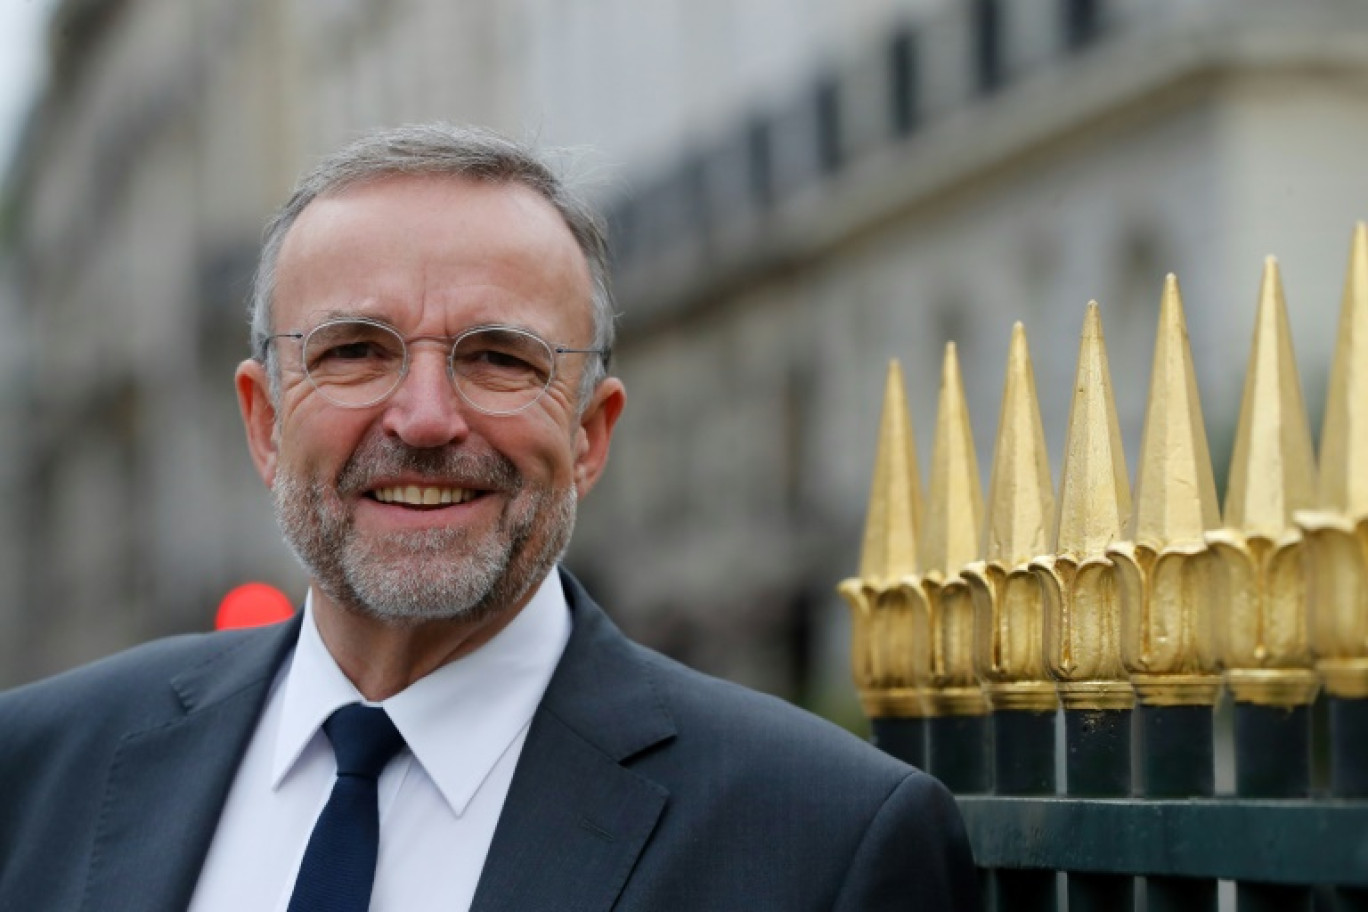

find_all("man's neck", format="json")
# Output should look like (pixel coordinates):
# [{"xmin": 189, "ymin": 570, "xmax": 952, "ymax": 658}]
[{"xmin": 308, "ymin": 588, "xmax": 535, "ymax": 701}]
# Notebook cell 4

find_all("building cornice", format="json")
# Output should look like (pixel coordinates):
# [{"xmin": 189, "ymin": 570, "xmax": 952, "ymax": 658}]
[{"xmin": 609, "ymin": 4, "xmax": 1368, "ymax": 340}]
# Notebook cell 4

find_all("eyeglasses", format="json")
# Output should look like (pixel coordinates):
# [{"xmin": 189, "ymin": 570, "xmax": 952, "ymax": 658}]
[{"xmin": 259, "ymin": 318, "xmax": 608, "ymax": 415}]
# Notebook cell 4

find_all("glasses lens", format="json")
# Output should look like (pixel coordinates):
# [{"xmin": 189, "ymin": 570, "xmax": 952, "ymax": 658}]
[
  {"xmin": 450, "ymin": 327, "xmax": 555, "ymax": 414},
  {"xmin": 302, "ymin": 320, "xmax": 406, "ymax": 407}
]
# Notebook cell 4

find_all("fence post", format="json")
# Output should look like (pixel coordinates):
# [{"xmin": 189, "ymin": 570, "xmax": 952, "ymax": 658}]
[
  {"xmin": 1207, "ymin": 258, "xmax": 1319, "ymax": 912},
  {"xmin": 1300, "ymin": 223, "xmax": 1368, "ymax": 912},
  {"xmin": 1033, "ymin": 303, "xmax": 1135, "ymax": 912},
  {"xmin": 965, "ymin": 322, "xmax": 1057, "ymax": 912},
  {"xmin": 1108, "ymin": 274, "xmax": 1220, "ymax": 911},
  {"xmin": 839, "ymin": 360, "xmax": 931, "ymax": 768},
  {"xmin": 922, "ymin": 343, "xmax": 992, "ymax": 795}
]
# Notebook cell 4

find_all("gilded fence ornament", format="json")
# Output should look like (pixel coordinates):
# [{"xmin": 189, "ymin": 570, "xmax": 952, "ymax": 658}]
[
  {"xmin": 920, "ymin": 343, "xmax": 988, "ymax": 717},
  {"xmin": 1032, "ymin": 303, "xmax": 1136, "ymax": 712},
  {"xmin": 964, "ymin": 323, "xmax": 1058, "ymax": 713},
  {"xmin": 837, "ymin": 360, "xmax": 931, "ymax": 718},
  {"xmin": 1206, "ymin": 257, "xmax": 1319, "ymax": 708},
  {"xmin": 1108, "ymin": 275, "xmax": 1222, "ymax": 706},
  {"xmin": 1299, "ymin": 223, "xmax": 1368, "ymax": 699}
]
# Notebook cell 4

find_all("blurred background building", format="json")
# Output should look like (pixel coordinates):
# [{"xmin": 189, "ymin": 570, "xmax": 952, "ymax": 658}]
[{"xmin": 2, "ymin": 0, "xmax": 1367, "ymax": 725}]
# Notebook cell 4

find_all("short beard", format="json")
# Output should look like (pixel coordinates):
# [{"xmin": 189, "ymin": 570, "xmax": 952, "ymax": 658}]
[{"xmin": 272, "ymin": 435, "xmax": 577, "ymax": 626}]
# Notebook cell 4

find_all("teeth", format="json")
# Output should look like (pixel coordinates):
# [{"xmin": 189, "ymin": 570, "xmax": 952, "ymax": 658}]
[{"xmin": 373, "ymin": 486, "xmax": 475, "ymax": 506}]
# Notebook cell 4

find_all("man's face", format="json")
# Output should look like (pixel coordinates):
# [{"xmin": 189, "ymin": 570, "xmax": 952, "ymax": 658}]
[{"xmin": 235, "ymin": 175, "xmax": 624, "ymax": 626}]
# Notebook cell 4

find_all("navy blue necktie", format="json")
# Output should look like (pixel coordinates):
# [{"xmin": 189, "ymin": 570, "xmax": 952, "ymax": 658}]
[{"xmin": 287, "ymin": 704, "xmax": 406, "ymax": 912}]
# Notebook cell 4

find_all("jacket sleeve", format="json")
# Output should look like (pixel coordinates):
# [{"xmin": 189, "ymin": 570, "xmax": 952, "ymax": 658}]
[{"xmin": 831, "ymin": 771, "xmax": 981, "ymax": 912}]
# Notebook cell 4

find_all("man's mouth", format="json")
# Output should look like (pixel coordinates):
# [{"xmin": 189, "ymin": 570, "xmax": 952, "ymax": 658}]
[{"xmin": 368, "ymin": 485, "xmax": 481, "ymax": 508}]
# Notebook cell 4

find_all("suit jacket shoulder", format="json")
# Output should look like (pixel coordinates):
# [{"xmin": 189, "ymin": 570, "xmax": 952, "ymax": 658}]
[
  {"xmin": 0, "ymin": 626, "xmax": 278, "ymax": 749},
  {"xmin": 472, "ymin": 572, "xmax": 978, "ymax": 912},
  {"xmin": 0, "ymin": 619, "xmax": 299, "ymax": 912}
]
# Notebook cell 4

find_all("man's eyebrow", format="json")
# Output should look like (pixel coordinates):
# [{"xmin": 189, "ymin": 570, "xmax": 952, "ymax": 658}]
[
  {"xmin": 299, "ymin": 308, "xmax": 399, "ymax": 330},
  {"xmin": 307, "ymin": 310, "xmax": 546, "ymax": 338}
]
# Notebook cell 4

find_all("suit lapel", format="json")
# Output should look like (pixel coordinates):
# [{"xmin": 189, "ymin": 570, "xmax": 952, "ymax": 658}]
[
  {"xmin": 471, "ymin": 573, "xmax": 676, "ymax": 912},
  {"xmin": 82, "ymin": 616, "xmax": 301, "ymax": 912}
]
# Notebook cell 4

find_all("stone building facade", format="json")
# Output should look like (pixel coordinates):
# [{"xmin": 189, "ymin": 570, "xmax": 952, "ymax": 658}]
[
  {"xmin": 3, "ymin": 0, "xmax": 1367, "ymax": 721},
  {"xmin": 587, "ymin": 0, "xmax": 1368, "ymax": 710}
]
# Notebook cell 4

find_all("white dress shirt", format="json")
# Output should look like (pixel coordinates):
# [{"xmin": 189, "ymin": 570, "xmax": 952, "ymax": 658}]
[{"xmin": 187, "ymin": 571, "xmax": 571, "ymax": 912}]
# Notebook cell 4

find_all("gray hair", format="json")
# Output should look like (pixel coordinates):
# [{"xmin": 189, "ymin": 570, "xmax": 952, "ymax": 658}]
[{"xmin": 251, "ymin": 123, "xmax": 615, "ymax": 405}]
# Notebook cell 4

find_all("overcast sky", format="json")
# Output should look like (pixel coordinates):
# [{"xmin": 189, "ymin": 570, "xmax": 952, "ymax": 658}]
[{"xmin": 0, "ymin": 0, "xmax": 56, "ymax": 179}]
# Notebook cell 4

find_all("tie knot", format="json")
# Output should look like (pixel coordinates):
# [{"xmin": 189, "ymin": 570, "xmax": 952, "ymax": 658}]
[{"xmin": 323, "ymin": 704, "xmax": 406, "ymax": 779}]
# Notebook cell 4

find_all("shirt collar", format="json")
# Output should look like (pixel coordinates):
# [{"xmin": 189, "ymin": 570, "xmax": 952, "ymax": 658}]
[{"xmin": 271, "ymin": 570, "xmax": 572, "ymax": 817}]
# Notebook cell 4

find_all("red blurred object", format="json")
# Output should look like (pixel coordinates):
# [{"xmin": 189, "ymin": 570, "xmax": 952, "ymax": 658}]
[{"xmin": 216, "ymin": 582, "xmax": 295, "ymax": 630}]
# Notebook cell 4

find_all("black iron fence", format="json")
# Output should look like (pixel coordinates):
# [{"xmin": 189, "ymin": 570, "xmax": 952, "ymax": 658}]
[
  {"xmin": 873, "ymin": 702, "xmax": 1368, "ymax": 910},
  {"xmin": 841, "ymin": 231, "xmax": 1368, "ymax": 910}
]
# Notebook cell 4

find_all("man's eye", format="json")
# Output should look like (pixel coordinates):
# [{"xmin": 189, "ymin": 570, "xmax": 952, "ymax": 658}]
[
  {"xmin": 475, "ymin": 349, "xmax": 535, "ymax": 371},
  {"xmin": 321, "ymin": 341, "xmax": 381, "ymax": 361}
]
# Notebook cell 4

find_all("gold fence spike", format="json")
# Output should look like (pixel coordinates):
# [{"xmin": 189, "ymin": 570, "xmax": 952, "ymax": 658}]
[
  {"xmin": 1054, "ymin": 304, "xmax": 1132, "ymax": 557},
  {"xmin": 1129, "ymin": 275, "xmax": 1221, "ymax": 546},
  {"xmin": 1207, "ymin": 257, "xmax": 1319, "ymax": 707},
  {"xmin": 921, "ymin": 343, "xmax": 988, "ymax": 716},
  {"xmin": 1033, "ymin": 302, "xmax": 1135, "ymax": 711},
  {"xmin": 922, "ymin": 343, "xmax": 984, "ymax": 577},
  {"xmin": 859, "ymin": 360, "xmax": 922, "ymax": 581},
  {"xmin": 965, "ymin": 322, "xmax": 1058, "ymax": 712},
  {"xmin": 1300, "ymin": 223, "xmax": 1368, "ymax": 698},
  {"xmin": 1109, "ymin": 275, "xmax": 1222, "ymax": 706},
  {"xmin": 838, "ymin": 360, "xmax": 930, "ymax": 718},
  {"xmin": 1222, "ymin": 257, "xmax": 1318, "ymax": 535},
  {"xmin": 982, "ymin": 324, "xmax": 1056, "ymax": 568},
  {"xmin": 1316, "ymin": 222, "xmax": 1368, "ymax": 515}
]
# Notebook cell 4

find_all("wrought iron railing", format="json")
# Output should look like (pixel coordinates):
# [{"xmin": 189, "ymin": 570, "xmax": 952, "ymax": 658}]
[{"xmin": 839, "ymin": 225, "xmax": 1368, "ymax": 911}]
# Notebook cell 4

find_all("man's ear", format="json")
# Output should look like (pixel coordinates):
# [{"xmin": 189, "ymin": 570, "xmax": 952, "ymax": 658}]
[
  {"xmin": 573, "ymin": 377, "xmax": 626, "ymax": 499},
  {"xmin": 236, "ymin": 359, "xmax": 279, "ymax": 487}
]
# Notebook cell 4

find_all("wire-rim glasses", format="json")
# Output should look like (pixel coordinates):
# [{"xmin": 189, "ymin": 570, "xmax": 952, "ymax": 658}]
[{"xmin": 260, "ymin": 317, "xmax": 607, "ymax": 415}]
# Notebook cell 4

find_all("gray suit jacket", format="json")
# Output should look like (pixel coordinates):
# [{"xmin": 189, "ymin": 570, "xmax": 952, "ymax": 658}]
[{"xmin": 0, "ymin": 572, "xmax": 977, "ymax": 911}]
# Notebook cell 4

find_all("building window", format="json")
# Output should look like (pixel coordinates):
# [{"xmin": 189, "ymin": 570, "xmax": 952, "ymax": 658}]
[
  {"xmin": 1063, "ymin": 0, "xmax": 1104, "ymax": 52},
  {"xmin": 814, "ymin": 73, "xmax": 842, "ymax": 175},
  {"xmin": 888, "ymin": 27, "xmax": 921, "ymax": 137},
  {"xmin": 746, "ymin": 115, "xmax": 774, "ymax": 210},
  {"xmin": 809, "ymin": 73, "xmax": 842, "ymax": 175},
  {"xmin": 974, "ymin": 0, "xmax": 1004, "ymax": 95}
]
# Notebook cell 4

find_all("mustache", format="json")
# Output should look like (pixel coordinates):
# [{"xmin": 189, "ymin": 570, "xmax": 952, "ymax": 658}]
[{"xmin": 335, "ymin": 436, "xmax": 523, "ymax": 497}]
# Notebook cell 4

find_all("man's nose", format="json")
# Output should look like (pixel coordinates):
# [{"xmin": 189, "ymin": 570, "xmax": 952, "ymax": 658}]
[{"xmin": 378, "ymin": 349, "xmax": 471, "ymax": 448}]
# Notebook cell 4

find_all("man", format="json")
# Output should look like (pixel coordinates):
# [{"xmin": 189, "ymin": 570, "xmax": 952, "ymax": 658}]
[{"xmin": 0, "ymin": 124, "xmax": 977, "ymax": 911}]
